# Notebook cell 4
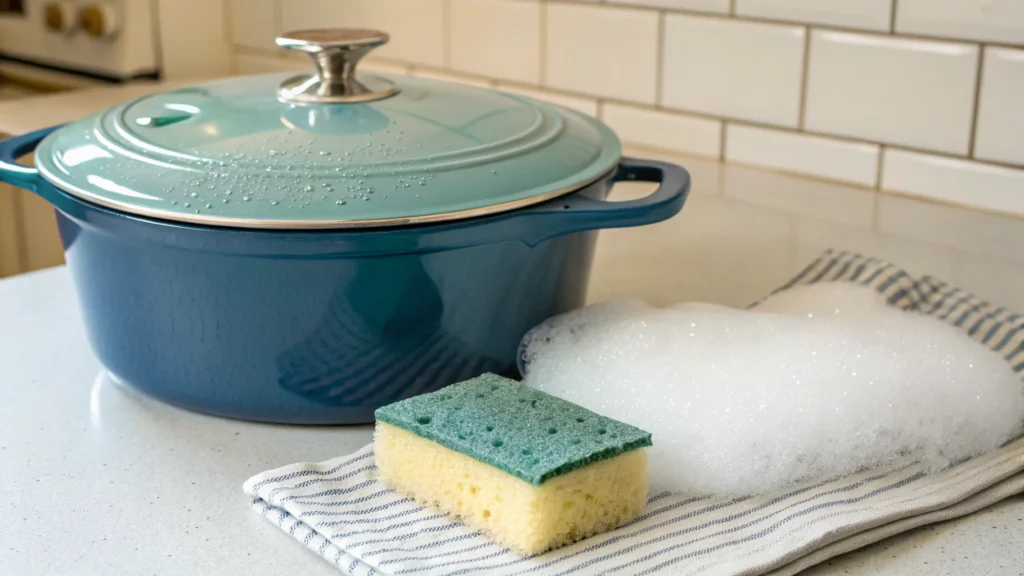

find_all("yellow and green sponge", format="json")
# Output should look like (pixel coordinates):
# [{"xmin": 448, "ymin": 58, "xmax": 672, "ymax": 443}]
[{"xmin": 374, "ymin": 373, "xmax": 652, "ymax": 555}]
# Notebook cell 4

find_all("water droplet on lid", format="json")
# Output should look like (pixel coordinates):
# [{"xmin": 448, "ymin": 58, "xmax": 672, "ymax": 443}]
[
  {"xmin": 403, "ymin": 183, "xmax": 411, "ymax": 188},
  {"xmin": 336, "ymin": 200, "xmax": 346, "ymax": 205},
  {"xmin": 189, "ymin": 192, "xmax": 198, "ymax": 198},
  {"xmin": 222, "ymin": 199, "xmax": 229, "ymax": 204},
  {"xmin": 205, "ymin": 203, "xmax": 213, "ymax": 209},
  {"xmin": 271, "ymin": 201, "xmax": 279, "ymax": 206},
  {"xmin": 225, "ymin": 190, "xmax": 233, "ymax": 195},
  {"xmin": 320, "ymin": 151, "xmax": 330, "ymax": 156},
  {"xmin": 303, "ymin": 186, "xmax": 314, "ymax": 192},
  {"xmin": 243, "ymin": 197, "xmax": 252, "ymax": 202},
  {"xmin": 171, "ymin": 200, "xmax": 178, "ymax": 205},
  {"xmin": 184, "ymin": 202, "xmax": 191, "ymax": 208}
]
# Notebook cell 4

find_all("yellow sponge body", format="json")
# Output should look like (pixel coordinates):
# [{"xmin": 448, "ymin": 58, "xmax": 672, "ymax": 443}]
[{"xmin": 375, "ymin": 422, "xmax": 648, "ymax": 555}]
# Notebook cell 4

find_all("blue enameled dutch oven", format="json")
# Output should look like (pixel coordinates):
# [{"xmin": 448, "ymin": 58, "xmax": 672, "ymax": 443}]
[{"xmin": 0, "ymin": 29, "xmax": 690, "ymax": 424}]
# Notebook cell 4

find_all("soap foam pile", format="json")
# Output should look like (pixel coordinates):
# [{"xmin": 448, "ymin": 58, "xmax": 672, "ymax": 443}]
[{"xmin": 521, "ymin": 282, "xmax": 1024, "ymax": 497}]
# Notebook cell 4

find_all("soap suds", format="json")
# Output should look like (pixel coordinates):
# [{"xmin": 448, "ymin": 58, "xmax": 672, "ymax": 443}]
[{"xmin": 521, "ymin": 282, "xmax": 1024, "ymax": 497}]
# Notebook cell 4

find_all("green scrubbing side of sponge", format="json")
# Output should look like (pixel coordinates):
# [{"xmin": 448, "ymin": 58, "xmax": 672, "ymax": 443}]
[{"xmin": 373, "ymin": 373, "xmax": 652, "ymax": 485}]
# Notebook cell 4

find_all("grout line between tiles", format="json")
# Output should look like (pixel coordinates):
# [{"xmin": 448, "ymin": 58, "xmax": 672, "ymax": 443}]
[
  {"xmin": 722, "ymin": 157, "xmax": 880, "ymax": 192},
  {"xmin": 238, "ymin": 43, "xmax": 1024, "ymax": 178},
  {"xmin": 229, "ymin": 44, "xmax": 1024, "ymax": 177},
  {"xmin": 148, "ymin": 0, "xmax": 166, "ymax": 73},
  {"xmin": 221, "ymin": 0, "xmax": 234, "ymax": 53},
  {"xmin": 551, "ymin": 0, "xmax": 1024, "ymax": 50},
  {"xmin": 889, "ymin": 0, "xmax": 898, "ymax": 34},
  {"xmin": 871, "ymin": 156, "xmax": 884, "ymax": 233},
  {"xmin": 620, "ymin": 142, "xmax": 722, "ymax": 164},
  {"xmin": 442, "ymin": 0, "xmax": 452, "ymax": 69},
  {"xmin": 719, "ymin": 122, "xmax": 728, "ymax": 161},
  {"xmin": 610, "ymin": 143, "xmax": 1024, "ymax": 222},
  {"xmin": 874, "ymin": 186, "xmax": 1024, "ymax": 222},
  {"xmin": 797, "ymin": 26, "xmax": 811, "ymax": 130},
  {"xmin": 729, "ymin": 0, "xmax": 736, "ymax": 16},
  {"xmin": 967, "ymin": 47, "xmax": 985, "ymax": 158},
  {"xmin": 540, "ymin": 1, "xmax": 548, "ymax": 86},
  {"xmin": 874, "ymin": 145, "xmax": 886, "ymax": 190},
  {"xmin": 654, "ymin": 11, "xmax": 665, "ymax": 106},
  {"xmin": 272, "ymin": 0, "xmax": 282, "ymax": 36},
  {"xmin": 234, "ymin": 45, "xmax": 286, "ymax": 58},
  {"xmin": 352, "ymin": 62, "xmax": 1024, "ymax": 174}
]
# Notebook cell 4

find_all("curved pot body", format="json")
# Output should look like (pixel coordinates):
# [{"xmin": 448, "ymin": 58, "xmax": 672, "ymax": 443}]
[{"xmin": 2, "ymin": 127, "xmax": 691, "ymax": 424}]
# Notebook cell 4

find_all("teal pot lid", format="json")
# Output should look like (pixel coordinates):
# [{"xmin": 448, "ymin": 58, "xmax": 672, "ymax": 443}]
[{"xmin": 35, "ymin": 29, "xmax": 621, "ymax": 230}]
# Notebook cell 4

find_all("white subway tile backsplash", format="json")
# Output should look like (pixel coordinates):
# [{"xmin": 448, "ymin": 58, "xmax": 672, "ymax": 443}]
[
  {"xmin": 410, "ymin": 68, "xmax": 492, "ymax": 88},
  {"xmin": 221, "ymin": 0, "xmax": 1024, "ymax": 218},
  {"xmin": 725, "ymin": 124, "xmax": 880, "ymax": 186},
  {"xmin": 233, "ymin": 53, "xmax": 410, "ymax": 76},
  {"xmin": 546, "ymin": 3, "xmax": 659, "ymax": 104},
  {"xmin": 896, "ymin": 0, "xmax": 1024, "ymax": 45},
  {"xmin": 881, "ymin": 149, "xmax": 1024, "ymax": 215},
  {"xmin": 661, "ymin": 15, "xmax": 805, "ymax": 127},
  {"xmin": 805, "ymin": 31, "xmax": 978, "ymax": 155},
  {"xmin": 361, "ymin": 59, "xmax": 413, "ymax": 76},
  {"xmin": 735, "ymin": 0, "xmax": 892, "ymax": 31},
  {"xmin": 614, "ymin": 0, "xmax": 730, "ymax": 14},
  {"xmin": 603, "ymin": 103, "xmax": 722, "ymax": 158},
  {"xmin": 494, "ymin": 84, "xmax": 599, "ymax": 117},
  {"xmin": 281, "ymin": 0, "xmax": 444, "ymax": 67},
  {"xmin": 974, "ymin": 48, "xmax": 1024, "ymax": 166},
  {"xmin": 230, "ymin": 0, "xmax": 277, "ymax": 49},
  {"xmin": 232, "ymin": 53, "xmax": 306, "ymax": 75},
  {"xmin": 618, "ymin": 148, "xmax": 723, "ymax": 195},
  {"xmin": 450, "ymin": 0, "xmax": 541, "ymax": 84}
]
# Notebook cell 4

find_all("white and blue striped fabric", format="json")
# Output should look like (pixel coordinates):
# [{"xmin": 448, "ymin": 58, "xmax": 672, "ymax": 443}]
[{"xmin": 244, "ymin": 250, "xmax": 1024, "ymax": 576}]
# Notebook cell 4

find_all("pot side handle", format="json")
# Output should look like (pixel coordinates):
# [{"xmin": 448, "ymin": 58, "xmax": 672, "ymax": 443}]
[
  {"xmin": 0, "ymin": 126, "xmax": 61, "ymax": 193},
  {"xmin": 512, "ymin": 156, "xmax": 691, "ymax": 246}
]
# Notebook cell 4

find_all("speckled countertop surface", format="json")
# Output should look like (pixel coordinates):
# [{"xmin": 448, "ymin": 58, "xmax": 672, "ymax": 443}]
[
  {"xmin": 2, "ymin": 84, "xmax": 1024, "ymax": 575},
  {"xmin": 802, "ymin": 500, "xmax": 1024, "ymax": 575}
]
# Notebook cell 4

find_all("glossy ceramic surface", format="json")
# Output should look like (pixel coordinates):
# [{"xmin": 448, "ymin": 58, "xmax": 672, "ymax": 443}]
[
  {"xmin": 33, "ymin": 73, "xmax": 621, "ymax": 229},
  {"xmin": 0, "ymin": 126, "xmax": 690, "ymax": 423}
]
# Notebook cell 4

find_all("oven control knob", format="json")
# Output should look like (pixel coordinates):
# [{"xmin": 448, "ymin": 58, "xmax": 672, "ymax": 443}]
[
  {"xmin": 43, "ymin": 2, "xmax": 76, "ymax": 34},
  {"xmin": 78, "ymin": 3, "xmax": 121, "ymax": 39}
]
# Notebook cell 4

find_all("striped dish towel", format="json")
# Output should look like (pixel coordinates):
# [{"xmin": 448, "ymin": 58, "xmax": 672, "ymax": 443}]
[{"xmin": 244, "ymin": 250, "xmax": 1024, "ymax": 576}]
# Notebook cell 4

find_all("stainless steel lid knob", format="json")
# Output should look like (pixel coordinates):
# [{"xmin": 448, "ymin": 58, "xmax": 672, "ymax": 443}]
[{"xmin": 275, "ymin": 28, "xmax": 400, "ymax": 105}]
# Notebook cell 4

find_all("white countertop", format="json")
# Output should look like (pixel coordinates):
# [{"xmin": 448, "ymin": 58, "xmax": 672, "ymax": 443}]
[{"xmin": 3, "ymin": 84, "xmax": 1024, "ymax": 575}]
